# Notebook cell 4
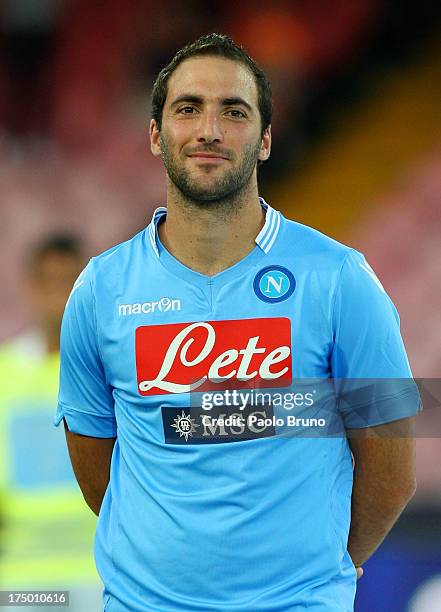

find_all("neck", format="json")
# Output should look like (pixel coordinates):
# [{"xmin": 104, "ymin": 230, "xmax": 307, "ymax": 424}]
[{"xmin": 158, "ymin": 180, "xmax": 265, "ymax": 276}]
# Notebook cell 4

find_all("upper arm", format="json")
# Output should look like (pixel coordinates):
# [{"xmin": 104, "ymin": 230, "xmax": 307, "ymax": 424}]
[
  {"xmin": 54, "ymin": 260, "xmax": 117, "ymax": 438},
  {"xmin": 331, "ymin": 250, "xmax": 421, "ymax": 429}
]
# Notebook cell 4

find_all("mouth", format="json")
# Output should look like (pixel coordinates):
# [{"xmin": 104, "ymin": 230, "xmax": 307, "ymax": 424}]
[{"xmin": 188, "ymin": 153, "xmax": 229, "ymax": 164}]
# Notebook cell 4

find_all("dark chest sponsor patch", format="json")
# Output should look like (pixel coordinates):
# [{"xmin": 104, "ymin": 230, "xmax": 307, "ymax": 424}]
[{"xmin": 162, "ymin": 403, "xmax": 276, "ymax": 444}]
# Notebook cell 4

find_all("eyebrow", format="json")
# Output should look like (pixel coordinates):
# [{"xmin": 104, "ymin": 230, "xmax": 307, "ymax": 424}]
[{"xmin": 170, "ymin": 95, "xmax": 253, "ymax": 113}]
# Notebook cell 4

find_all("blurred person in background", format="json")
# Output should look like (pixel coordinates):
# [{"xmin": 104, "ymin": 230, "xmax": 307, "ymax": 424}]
[{"xmin": 0, "ymin": 234, "xmax": 102, "ymax": 611}]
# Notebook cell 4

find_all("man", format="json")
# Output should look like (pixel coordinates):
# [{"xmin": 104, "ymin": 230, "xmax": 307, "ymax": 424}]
[
  {"xmin": 0, "ymin": 235, "xmax": 102, "ymax": 611},
  {"xmin": 56, "ymin": 34, "xmax": 419, "ymax": 611}
]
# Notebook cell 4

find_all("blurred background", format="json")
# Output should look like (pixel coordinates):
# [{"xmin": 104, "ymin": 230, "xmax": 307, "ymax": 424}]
[{"xmin": 0, "ymin": 1, "xmax": 440, "ymax": 610}]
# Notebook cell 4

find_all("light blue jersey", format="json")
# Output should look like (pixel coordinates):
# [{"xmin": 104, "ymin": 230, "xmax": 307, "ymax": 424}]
[{"xmin": 55, "ymin": 199, "xmax": 420, "ymax": 611}]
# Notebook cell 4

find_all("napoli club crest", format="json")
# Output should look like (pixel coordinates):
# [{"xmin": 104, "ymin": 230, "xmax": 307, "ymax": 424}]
[{"xmin": 253, "ymin": 266, "xmax": 295, "ymax": 303}]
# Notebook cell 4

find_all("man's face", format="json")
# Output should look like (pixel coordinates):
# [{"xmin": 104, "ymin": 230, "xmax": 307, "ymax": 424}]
[
  {"xmin": 27, "ymin": 252, "xmax": 84, "ymax": 328},
  {"xmin": 150, "ymin": 56, "xmax": 271, "ymax": 204}
]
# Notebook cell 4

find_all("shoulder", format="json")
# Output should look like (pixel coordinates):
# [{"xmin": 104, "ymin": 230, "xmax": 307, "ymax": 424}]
[
  {"xmin": 279, "ymin": 216, "xmax": 357, "ymax": 270},
  {"xmin": 66, "ymin": 229, "xmax": 148, "ymax": 309},
  {"xmin": 85, "ymin": 229, "xmax": 151, "ymax": 294},
  {"xmin": 91, "ymin": 229, "xmax": 147, "ymax": 276}
]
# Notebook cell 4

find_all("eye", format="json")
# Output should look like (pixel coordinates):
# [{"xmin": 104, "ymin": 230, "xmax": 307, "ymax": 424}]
[
  {"xmin": 226, "ymin": 109, "xmax": 247, "ymax": 119},
  {"xmin": 178, "ymin": 106, "xmax": 198, "ymax": 115}
]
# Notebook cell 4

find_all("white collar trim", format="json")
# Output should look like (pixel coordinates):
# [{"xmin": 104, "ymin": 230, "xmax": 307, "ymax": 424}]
[{"xmin": 148, "ymin": 197, "xmax": 281, "ymax": 257}]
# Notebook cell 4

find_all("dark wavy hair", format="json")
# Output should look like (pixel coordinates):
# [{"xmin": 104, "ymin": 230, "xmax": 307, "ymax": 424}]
[{"xmin": 151, "ymin": 33, "xmax": 272, "ymax": 137}]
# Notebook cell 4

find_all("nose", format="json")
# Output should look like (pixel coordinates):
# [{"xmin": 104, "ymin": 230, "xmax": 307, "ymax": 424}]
[{"xmin": 197, "ymin": 110, "xmax": 223, "ymax": 144}]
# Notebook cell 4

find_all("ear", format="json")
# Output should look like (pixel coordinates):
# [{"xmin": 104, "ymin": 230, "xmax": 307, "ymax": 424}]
[
  {"xmin": 150, "ymin": 119, "xmax": 162, "ymax": 157},
  {"xmin": 258, "ymin": 125, "xmax": 271, "ymax": 162}
]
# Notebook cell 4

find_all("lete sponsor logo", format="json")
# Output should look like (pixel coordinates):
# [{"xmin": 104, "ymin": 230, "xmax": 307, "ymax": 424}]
[{"xmin": 136, "ymin": 318, "xmax": 292, "ymax": 396}]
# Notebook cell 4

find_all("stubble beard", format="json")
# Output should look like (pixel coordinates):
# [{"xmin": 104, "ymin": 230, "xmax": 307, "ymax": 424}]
[{"xmin": 160, "ymin": 134, "xmax": 262, "ymax": 212}]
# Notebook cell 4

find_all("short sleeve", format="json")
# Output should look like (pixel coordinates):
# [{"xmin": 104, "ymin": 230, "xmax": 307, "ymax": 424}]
[
  {"xmin": 331, "ymin": 250, "xmax": 421, "ymax": 428},
  {"xmin": 54, "ymin": 260, "xmax": 117, "ymax": 437}
]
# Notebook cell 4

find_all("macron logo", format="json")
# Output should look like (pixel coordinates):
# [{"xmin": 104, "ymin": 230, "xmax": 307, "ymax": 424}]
[{"xmin": 118, "ymin": 297, "xmax": 181, "ymax": 316}]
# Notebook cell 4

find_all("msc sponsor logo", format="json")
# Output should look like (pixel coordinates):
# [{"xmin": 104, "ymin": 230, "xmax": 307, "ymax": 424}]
[
  {"xmin": 170, "ymin": 410, "xmax": 199, "ymax": 442},
  {"xmin": 119, "ymin": 297, "xmax": 181, "ymax": 316},
  {"xmin": 253, "ymin": 266, "xmax": 295, "ymax": 303},
  {"xmin": 162, "ymin": 404, "xmax": 276, "ymax": 444},
  {"xmin": 135, "ymin": 317, "xmax": 292, "ymax": 396}
]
